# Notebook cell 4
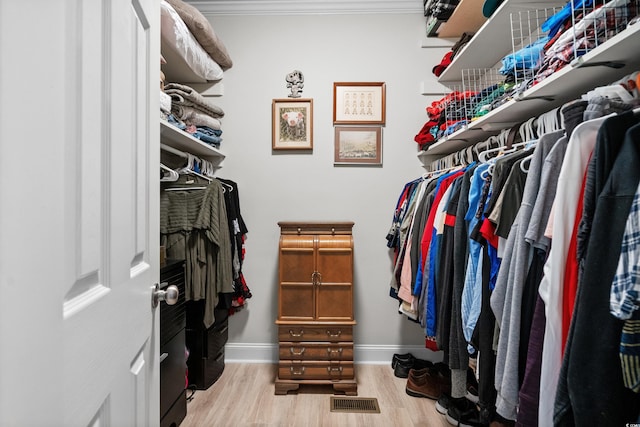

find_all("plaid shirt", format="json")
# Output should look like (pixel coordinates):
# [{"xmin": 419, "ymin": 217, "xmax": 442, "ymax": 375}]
[{"xmin": 611, "ymin": 181, "xmax": 640, "ymax": 319}]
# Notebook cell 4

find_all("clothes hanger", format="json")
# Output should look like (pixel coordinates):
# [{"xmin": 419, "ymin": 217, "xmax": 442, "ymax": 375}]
[
  {"xmin": 216, "ymin": 179, "xmax": 234, "ymax": 192},
  {"xmin": 160, "ymin": 163, "xmax": 179, "ymax": 182},
  {"xmin": 175, "ymin": 153, "xmax": 212, "ymax": 183},
  {"xmin": 478, "ymin": 136, "xmax": 531, "ymax": 163},
  {"xmin": 478, "ymin": 134, "xmax": 509, "ymax": 163}
]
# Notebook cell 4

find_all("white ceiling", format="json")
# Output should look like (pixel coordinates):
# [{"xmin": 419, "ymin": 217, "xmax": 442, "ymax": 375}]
[{"xmin": 186, "ymin": 0, "xmax": 424, "ymax": 15}]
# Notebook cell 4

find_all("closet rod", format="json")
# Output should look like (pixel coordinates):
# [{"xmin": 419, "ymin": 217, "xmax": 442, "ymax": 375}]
[{"xmin": 160, "ymin": 143, "xmax": 188, "ymax": 158}]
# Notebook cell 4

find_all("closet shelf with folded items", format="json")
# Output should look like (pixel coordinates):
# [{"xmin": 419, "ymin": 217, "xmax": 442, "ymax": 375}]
[
  {"xmin": 159, "ymin": 0, "xmax": 232, "ymax": 164},
  {"xmin": 160, "ymin": 70, "xmax": 228, "ymax": 160},
  {"xmin": 436, "ymin": 0, "xmax": 566, "ymax": 82},
  {"xmin": 160, "ymin": 0, "xmax": 232, "ymax": 85},
  {"xmin": 418, "ymin": 0, "xmax": 640, "ymax": 164},
  {"xmin": 161, "ymin": 121, "xmax": 225, "ymax": 161}
]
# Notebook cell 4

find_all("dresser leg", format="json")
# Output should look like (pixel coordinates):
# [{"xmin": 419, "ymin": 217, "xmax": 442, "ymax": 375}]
[
  {"xmin": 333, "ymin": 382, "xmax": 357, "ymax": 396},
  {"xmin": 275, "ymin": 381, "xmax": 300, "ymax": 395}
]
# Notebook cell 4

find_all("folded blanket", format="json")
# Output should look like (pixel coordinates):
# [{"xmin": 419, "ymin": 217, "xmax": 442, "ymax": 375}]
[
  {"xmin": 165, "ymin": 82, "xmax": 225, "ymax": 118},
  {"xmin": 172, "ymin": 104, "xmax": 222, "ymax": 130},
  {"xmin": 160, "ymin": 90, "xmax": 172, "ymax": 114}
]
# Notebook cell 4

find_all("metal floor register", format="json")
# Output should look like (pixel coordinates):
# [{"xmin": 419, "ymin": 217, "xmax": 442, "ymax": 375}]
[{"xmin": 330, "ymin": 396, "xmax": 380, "ymax": 414}]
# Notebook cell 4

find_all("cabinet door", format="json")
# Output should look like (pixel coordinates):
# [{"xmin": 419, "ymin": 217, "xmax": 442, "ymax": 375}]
[
  {"xmin": 316, "ymin": 235, "xmax": 354, "ymax": 321},
  {"xmin": 279, "ymin": 235, "xmax": 315, "ymax": 320}
]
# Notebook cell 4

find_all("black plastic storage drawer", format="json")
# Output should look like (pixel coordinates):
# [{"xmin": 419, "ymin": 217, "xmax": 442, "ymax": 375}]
[
  {"xmin": 160, "ymin": 260, "xmax": 186, "ymax": 346},
  {"xmin": 185, "ymin": 300, "xmax": 229, "ymax": 390}
]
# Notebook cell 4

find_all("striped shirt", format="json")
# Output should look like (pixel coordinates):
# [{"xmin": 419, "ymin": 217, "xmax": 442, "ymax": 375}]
[{"xmin": 610, "ymin": 181, "xmax": 640, "ymax": 320}]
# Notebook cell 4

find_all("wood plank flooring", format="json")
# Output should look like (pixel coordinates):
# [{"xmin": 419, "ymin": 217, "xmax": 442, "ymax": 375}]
[{"xmin": 181, "ymin": 363, "xmax": 450, "ymax": 427}]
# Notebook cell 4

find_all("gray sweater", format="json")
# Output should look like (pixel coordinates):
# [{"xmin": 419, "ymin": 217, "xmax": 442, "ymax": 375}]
[{"xmin": 490, "ymin": 130, "xmax": 564, "ymax": 420}]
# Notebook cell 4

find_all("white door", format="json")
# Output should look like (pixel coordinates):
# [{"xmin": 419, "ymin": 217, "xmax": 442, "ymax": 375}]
[{"xmin": 0, "ymin": 0, "xmax": 160, "ymax": 426}]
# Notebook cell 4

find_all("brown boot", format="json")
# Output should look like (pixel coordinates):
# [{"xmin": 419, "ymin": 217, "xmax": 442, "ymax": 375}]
[{"xmin": 405, "ymin": 366, "xmax": 450, "ymax": 399}]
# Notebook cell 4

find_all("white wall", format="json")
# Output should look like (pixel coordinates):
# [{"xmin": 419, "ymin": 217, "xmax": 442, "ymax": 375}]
[{"xmin": 204, "ymin": 12, "xmax": 450, "ymax": 363}]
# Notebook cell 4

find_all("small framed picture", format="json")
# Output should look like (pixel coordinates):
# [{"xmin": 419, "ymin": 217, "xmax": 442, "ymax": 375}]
[
  {"xmin": 334, "ymin": 126, "xmax": 382, "ymax": 166},
  {"xmin": 333, "ymin": 82, "xmax": 386, "ymax": 125},
  {"xmin": 272, "ymin": 98, "xmax": 313, "ymax": 150}
]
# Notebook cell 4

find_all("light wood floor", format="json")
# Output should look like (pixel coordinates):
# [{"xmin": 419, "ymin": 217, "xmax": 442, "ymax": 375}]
[{"xmin": 181, "ymin": 363, "xmax": 450, "ymax": 427}]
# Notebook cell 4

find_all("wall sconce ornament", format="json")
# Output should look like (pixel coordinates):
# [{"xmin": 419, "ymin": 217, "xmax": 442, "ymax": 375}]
[{"xmin": 286, "ymin": 70, "xmax": 304, "ymax": 98}]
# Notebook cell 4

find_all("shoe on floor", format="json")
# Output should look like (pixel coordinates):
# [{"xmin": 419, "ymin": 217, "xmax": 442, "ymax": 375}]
[
  {"xmin": 466, "ymin": 383, "xmax": 479, "ymax": 403},
  {"xmin": 391, "ymin": 353, "xmax": 415, "ymax": 369},
  {"xmin": 445, "ymin": 397, "xmax": 487, "ymax": 427},
  {"xmin": 435, "ymin": 393, "xmax": 453, "ymax": 414},
  {"xmin": 405, "ymin": 367, "xmax": 449, "ymax": 400},
  {"xmin": 393, "ymin": 357, "xmax": 433, "ymax": 378}
]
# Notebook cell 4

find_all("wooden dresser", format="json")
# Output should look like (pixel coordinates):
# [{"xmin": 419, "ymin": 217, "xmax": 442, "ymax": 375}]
[{"xmin": 275, "ymin": 222, "xmax": 357, "ymax": 396}]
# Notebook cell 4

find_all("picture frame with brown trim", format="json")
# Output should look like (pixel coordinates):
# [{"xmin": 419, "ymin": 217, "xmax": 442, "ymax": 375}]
[
  {"xmin": 272, "ymin": 98, "xmax": 313, "ymax": 150},
  {"xmin": 333, "ymin": 82, "xmax": 386, "ymax": 125},
  {"xmin": 334, "ymin": 126, "xmax": 382, "ymax": 166}
]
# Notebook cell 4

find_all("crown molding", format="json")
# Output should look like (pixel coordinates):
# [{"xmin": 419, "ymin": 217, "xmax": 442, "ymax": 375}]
[{"xmin": 186, "ymin": 0, "xmax": 424, "ymax": 16}]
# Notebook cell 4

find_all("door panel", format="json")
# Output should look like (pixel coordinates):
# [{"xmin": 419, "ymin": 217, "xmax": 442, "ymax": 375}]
[
  {"xmin": 279, "ymin": 283, "xmax": 315, "ymax": 320},
  {"xmin": 279, "ymin": 236, "xmax": 315, "ymax": 320},
  {"xmin": 316, "ymin": 236, "xmax": 353, "ymax": 320},
  {"xmin": 316, "ymin": 284, "xmax": 354, "ymax": 321},
  {"xmin": 316, "ymin": 247, "xmax": 352, "ymax": 284},
  {"xmin": 0, "ymin": 0, "xmax": 159, "ymax": 425},
  {"xmin": 280, "ymin": 248, "xmax": 315, "ymax": 283}
]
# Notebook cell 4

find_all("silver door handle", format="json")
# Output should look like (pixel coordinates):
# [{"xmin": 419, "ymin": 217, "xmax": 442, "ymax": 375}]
[{"xmin": 152, "ymin": 282, "xmax": 179, "ymax": 308}]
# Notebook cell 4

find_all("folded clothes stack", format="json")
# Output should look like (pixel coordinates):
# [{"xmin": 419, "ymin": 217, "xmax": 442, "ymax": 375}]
[{"xmin": 160, "ymin": 82, "xmax": 226, "ymax": 148}]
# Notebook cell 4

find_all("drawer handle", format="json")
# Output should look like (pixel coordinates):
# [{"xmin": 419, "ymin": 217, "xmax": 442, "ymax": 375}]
[
  {"xmin": 289, "ymin": 347, "xmax": 306, "ymax": 355},
  {"xmin": 290, "ymin": 366, "xmax": 305, "ymax": 375},
  {"xmin": 327, "ymin": 347, "xmax": 343, "ymax": 354},
  {"xmin": 327, "ymin": 366, "xmax": 343, "ymax": 373},
  {"xmin": 160, "ymin": 352, "xmax": 168, "ymax": 363},
  {"xmin": 289, "ymin": 329, "xmax": 304, "ymax": 337},
  {"xmin": 326, "ymin": 330, "xmax": 342, "ymax": 338}
]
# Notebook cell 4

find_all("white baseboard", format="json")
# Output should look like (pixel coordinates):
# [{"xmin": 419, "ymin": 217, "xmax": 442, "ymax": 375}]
[{"xmin": 224, "ymin": 343, "xmax": 443, "ymax": 365}]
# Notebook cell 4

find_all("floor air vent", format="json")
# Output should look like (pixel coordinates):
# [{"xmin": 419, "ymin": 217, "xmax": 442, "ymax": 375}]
[{"xmin": 330, "ymin": 396, "xmax": 380, "ymax": 413}]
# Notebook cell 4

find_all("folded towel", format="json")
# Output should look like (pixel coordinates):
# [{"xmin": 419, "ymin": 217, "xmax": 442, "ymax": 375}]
[
  {"xmin": 160, "ymin": 91, "xmax": 172, "ymax": 114},
  {"xmin": 172, "ymin": 104, "xmax": 222, "ymax": 130},
  {"xmin": 165, "ymin": 82, "xmax": 225, "ymax": 118}
]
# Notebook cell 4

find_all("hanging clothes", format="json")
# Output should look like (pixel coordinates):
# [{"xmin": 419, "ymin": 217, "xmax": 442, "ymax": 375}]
[
  {"xmin": 554, "ymin": 114, "xmax": 640, "ymax": 426},
  {"xmin": 161, "ymin": 177, "xmax": 234, "ymax": 328},
  {"xmin": 490, "ymin": 130, "xmax": 563, "ymax": 420}
]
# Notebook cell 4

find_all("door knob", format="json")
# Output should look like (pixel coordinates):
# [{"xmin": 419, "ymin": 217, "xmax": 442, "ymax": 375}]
[{"xmin": 152, "ymin": 282, "xmax": 179, "ymax": 308}]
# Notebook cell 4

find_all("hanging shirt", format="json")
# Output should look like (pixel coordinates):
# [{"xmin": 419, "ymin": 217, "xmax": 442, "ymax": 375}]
[
  {"xmin": 538, "ymin": 114, "xmax": 613, "ymax": 426},
  {"xmin": 461, "ymin": 163, "xmax": 491, "ymax": 353},
  {"xmin": 611, "ymin": 180, "xmax": 640, "ymax": 320}
]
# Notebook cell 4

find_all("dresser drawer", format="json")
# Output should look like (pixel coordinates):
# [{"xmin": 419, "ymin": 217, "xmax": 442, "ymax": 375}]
[
  {"xmin": 278, "ymin": 361, "xmax": 354, "ymax": 380},
  {"xmin": 160, "ymin": 329, "xmax": 186, "ymax": 420},
  {"xmin": 279, "ymin": 342, "xmax": 353, "ymax": 361},
  {"xmin": 278, "ymin": 325, "xmax": 353, "ymax": 342}
]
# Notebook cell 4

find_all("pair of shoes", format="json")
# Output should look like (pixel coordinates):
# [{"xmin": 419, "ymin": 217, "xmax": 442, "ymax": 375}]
[
  {"xmin": 405, "ymin": 365, "xmax": 451, "ymax": 399},
  {"xmin": 435, "ymin": 393, "xmax": 454, "ymax": 414},
  {"xmin": 394, "ymin": 356, "xmax": 433, "ymax": 378},
  {"xmin": 445, "ymin": 397, "xmax": 487, "ymax": 427},
  {"xmin": 391, "ymin": 353, "xmax": 415, "ymax": 369}
]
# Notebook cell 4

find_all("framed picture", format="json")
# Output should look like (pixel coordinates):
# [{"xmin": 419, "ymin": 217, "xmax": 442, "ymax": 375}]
[
  {"xmin": 334, "ymin": 126, "xmax": 382, "ymax": 166},
  {"xmin": 272, "ymin": 98, "xmax": 313, "ymax": 150},
  {"xmin": 333, "ymin": 82, "xmax": 386, "ymax": 125}
]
